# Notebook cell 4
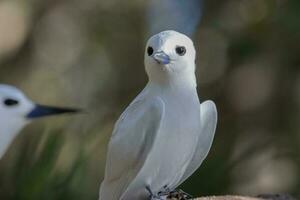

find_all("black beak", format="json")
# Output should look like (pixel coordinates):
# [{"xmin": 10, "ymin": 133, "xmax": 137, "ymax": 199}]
[{"xmin": 26, "ymin": 104, "xmax": 80, "ymax": 119}]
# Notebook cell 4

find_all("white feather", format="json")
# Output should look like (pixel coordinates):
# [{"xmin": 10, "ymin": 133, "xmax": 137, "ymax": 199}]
[{"xmin": 99, "ymin": 30, "xmax": 217, "ymax": 200}]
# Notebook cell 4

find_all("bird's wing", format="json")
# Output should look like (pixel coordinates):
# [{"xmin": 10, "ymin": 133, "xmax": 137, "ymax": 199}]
[
  {"xmin": 177, "ymin": 100, "xmax": 217, "ymax": 186},
  {"xmin": 99, "ymin": 97, "xmax": 165, "ymax": 200}
]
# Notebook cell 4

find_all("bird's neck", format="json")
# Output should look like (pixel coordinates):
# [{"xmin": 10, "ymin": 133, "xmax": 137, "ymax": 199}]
[
  {"xmin": 147, "ymin": 74, "xmax": 197, "ymax": 95},
  {"xmin": 0, "ymin": 120, "xmax": 27, "ymax": 158},
  {"xmin": 148, "ymin": 72, "xmax": 197, "ymax": 91}
]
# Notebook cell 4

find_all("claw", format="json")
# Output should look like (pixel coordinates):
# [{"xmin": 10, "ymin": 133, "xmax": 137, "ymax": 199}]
[
  {"xmin": 146, "ymin": 185, "xmax": 191, "ymax": 200},
  {"xmin": 146, "ymin": 186, "xmax": 165, "ymax": 200},
  {"xmin": 166, "ymin": 189, "xmax": 193, "ymax": 200},
  {"xmin": 158, "ymin": 185, "xmax": 171, "ymax": 196}
]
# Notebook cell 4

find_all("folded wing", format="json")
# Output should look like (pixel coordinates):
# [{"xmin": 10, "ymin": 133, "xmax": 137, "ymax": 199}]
[
  {"xmin": 99, "ymin": 97, "xmax": 165, "ymax": 200},
  {"xmin": 177, "ymin": 100, "xmax": 217, "ymax": 186}
]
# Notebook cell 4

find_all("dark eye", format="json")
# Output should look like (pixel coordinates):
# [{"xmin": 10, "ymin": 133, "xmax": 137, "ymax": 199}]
[
  {"xmin": 147, "ymin": 46, "xmax": 154, "ymax": 56},
  {"xmin": 175, "ymin": 46, "xmax": 186, "ymax": 56},
  {"xmin": 3, "ymin": 98, "xmax": 19, "ymax": 107}
]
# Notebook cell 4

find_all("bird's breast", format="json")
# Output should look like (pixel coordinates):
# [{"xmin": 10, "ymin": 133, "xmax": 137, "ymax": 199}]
[
  {"xmin": 158, "ymin": 95, "xmax": 201, "ymax": 159},
  {"xmin": 147, "ymin": 97, "xmax": 201, "ymax": 189}
]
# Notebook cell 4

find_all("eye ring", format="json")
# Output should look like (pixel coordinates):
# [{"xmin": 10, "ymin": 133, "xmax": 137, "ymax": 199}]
[
  {"xmin": 175, "ymin": 46, "xmax": 186, "ymax": 56},
  {"xmin": 147, "ymin": 46, "xmax": 154, "ymax": 56},
  {"xmin": 3, "ymin": 98, "xmax": 19, "ymax": 107}
]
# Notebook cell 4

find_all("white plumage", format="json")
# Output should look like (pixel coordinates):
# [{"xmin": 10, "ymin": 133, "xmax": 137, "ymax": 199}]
[
  {"xmin": 99, "ymin": 30, "xmax": 217, "ymax": 200},
  {"xmin": 0, "ymin": 84, "xmax": 79, "ymax": 159}
]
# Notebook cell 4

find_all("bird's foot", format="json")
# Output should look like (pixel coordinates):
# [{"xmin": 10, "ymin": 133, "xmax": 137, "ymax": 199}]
[
  {"xmin": 147, "ymin": 186, "xmax": 167, "ymax": 200},
  {"xmin": 157, "ymin": 185, "xmax": 171, "ymax": 196},
  {"xmin": 166, "ymin": 189, "xmax": 193, "ymax": 200}
]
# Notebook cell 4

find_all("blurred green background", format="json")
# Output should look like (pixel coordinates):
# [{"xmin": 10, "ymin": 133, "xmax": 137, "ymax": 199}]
[{"xmin": 0, "ymin": 0, "xmax": 300, "ymax": 199}]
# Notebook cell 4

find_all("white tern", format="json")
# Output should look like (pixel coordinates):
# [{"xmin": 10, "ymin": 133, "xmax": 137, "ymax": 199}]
[
  {"xmin": 0, "ymin": 84, "xmax": 79, "ymax": 159},
  {"xmin": 99, "ymin": 30, "xmax": 217, "ymax": 200}
]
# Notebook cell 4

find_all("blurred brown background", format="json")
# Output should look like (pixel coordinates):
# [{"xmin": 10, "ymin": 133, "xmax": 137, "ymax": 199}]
[{"xmin": 0, "ymin": 0, "xmax": 299, "ymax": 199}]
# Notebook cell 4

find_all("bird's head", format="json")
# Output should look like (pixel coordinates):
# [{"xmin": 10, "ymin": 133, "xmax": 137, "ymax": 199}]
[
  {"xmin": 144, "ymin": 30, "xmax": 196, "ymax": 87},
  {"xmin": 0, "ymin": 84, "xmax": 80, "ymax": 132}
]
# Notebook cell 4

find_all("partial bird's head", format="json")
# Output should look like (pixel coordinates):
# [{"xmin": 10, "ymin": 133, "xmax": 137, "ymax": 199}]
[
  {"xmin": 144, "ymin": 30, "xmax": 196, "ymax": 86},
  {"xmin": 0, "ymin": 84, "xmax": 80, "ymax": 133}
]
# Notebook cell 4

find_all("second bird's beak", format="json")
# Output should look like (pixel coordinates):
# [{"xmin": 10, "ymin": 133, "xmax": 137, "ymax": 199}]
[
  {"xmin": 26, "ymin": 104, "xmax": 80, "ymax": 119},
  {"xmin": 153, "ymin": 51, "xmax": 170, "ymax": 65}
]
